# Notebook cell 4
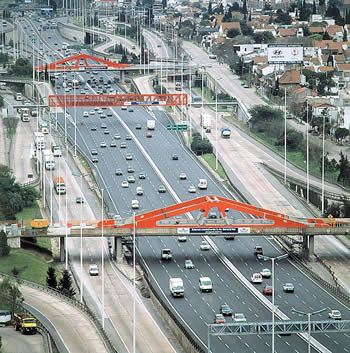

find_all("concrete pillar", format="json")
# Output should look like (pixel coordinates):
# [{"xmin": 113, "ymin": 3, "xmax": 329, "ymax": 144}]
[
  {"xmin": 120, "ymin": 70, "xmax": 125, "ymax": 83},
  {"xmin": 302, "ymin": 235, "xmax": 309, "ymax": 260},
  {"xmin": 309, "ymin": 235, "xmax": 315, "ymax": 258},
  {"xmin": 60, "ymin": 237, "xmax": 65, "ymax": 262},
  {"xmin": 113, "ymin": 237, "xmax": 123, "ymax": 263}
]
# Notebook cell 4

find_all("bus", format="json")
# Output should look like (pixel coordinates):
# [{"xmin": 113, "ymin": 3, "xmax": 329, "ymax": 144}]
[{"xmin": 62, "ymin": 42, "xmax": 68, "ymax": 50}]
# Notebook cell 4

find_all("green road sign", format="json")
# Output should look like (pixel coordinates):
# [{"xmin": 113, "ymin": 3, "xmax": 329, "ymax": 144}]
[
  {"xmin": 67, "ymin": 45, "xmax": 90, "ymax": 49},
  {"xmin": 167, "ymin": 124, "xmax": 188, "ymax": 131}
]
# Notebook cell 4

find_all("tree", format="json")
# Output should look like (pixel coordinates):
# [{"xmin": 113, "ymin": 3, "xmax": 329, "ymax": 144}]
[
  {"xmin": 46, "ymin": 267, "xmax": 58, "ymax": 289},
  {"xmin": 242, "ymin": 0, "xmax": 248, "ymax": 16},
  {"xmin": 275, "ymin": 10, "xmax": 292, "ymax": 25},
  {"xmin": 208, "ymin": 1, "xmax": 212, "ymax": 15},
  {"xmin": 344, "ymin": 31, "xmax": 348, "ymax": 42},
  {"xmin": 253, "ymin": 31, "xmax": 275, "ymax": 44},
  {"xmin": 191, "ymin": 133, "xmax": 213, "ymax": 155},
  {"xmin": 299, "ymin": 7, "xmax": 311, "ymax": 21},
  {"xmin": 312, "ymin": 0, "xmax": 317, "ymax": 14},
  {"xmin": 8, "ymin": 58, "xmax": 32, "ymax": 77},
  {"xmin": 0, "ymin": 96, "xmax": 4, "ymax": 108},
  {"xmin": 0, "ymin": 278, "xmax": 23, "ymax": 319},
  {"xmin": 58, "ymin": 270, "xmax": 76, "ymax": 298},
  {"xmin": 227, "ymin": 28, "xmax": 240, "ymax": 38},
  {"xmin": 334, "ymin": 128, "xmax": 349, "ymax": 143},
  {"xmin": 275, "ymin": 130, "xmax": 304, "ymax": 150},
  {"xmin": 322, "ymin": 31, "xmax": 331, "ymax": 40},
  {"xmin": 0, "ymin": 230, "xmax": 10, "ymax": 257},
  {"xmin": 162, "ymin": 0, "xmax": 167, "ymax": 8},
  {"xmin": 337, "ymin": 152, "xmax": 350, "ymax": 185},
  {"xmin": 222, "ymin": 11, "xmax": 232, "ymax": 22}
]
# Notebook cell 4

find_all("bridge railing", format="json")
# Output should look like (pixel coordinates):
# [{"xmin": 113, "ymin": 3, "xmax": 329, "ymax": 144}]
[{"xmin": 0, "ymin": 272, "xmax": 118, "ymax": 353}]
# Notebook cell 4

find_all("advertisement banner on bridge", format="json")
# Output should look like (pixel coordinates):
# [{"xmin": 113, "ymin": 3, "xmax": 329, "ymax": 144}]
[{"xmin": 177, "ymin": 227, "xmax": 251, "ymax": 234}]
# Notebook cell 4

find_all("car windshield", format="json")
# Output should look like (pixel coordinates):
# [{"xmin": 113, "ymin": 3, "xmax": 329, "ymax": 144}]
[
  {"xmin": 202, "ymin": 280, "xmax": 211, "ymax": 285},
  {"xmin": 235, "ymin": 314, "xmax": 245, "ymax": 319}
]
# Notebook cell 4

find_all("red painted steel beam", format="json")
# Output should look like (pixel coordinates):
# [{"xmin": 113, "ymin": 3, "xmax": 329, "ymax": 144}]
[
  {"xmin": 35, "ymin": 53, "xmax": 130, "ymax": 71},
  {"xmin": 110, "ymin": 195, "xmax": 330, "ymax": 230},
  {"xmin": 48, "ymin": 93, "xmax": 188, "ymax": 107}
]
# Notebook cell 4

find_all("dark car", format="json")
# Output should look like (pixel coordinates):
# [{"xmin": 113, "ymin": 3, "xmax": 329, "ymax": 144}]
[
  {"xmin": 136, "ymin": 124, "xmax": 142, "ymax": 130},
  {"xmin": 254, "ymin": 246, "xmax": 263, "ymax": 256},
  {"xmin": 263, "ymin": 285, "xmax": 273, "ymax": 295},
  {"xmin": 115, "ymin": 169, "xmax": 123, "ymax": 176},
  {"xmin": 139, "ymin": 172, "xmax": 146, "ymax": 179},
  {"xmin": 220, "ymin": 304, "xmax": 232, "ymax": 316},
  {"xmin": 76, "ymin": 196, "xmax": 84, "ymax": 204}
]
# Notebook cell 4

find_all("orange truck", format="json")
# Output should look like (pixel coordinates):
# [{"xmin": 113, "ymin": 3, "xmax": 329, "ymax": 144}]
[{"xmin": 30, "ymin": 219, "xmax": 49, "ymax": 229}]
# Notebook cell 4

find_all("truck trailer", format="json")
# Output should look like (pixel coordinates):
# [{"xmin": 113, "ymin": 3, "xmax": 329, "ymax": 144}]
[{"xmin": 14, "ymin": 313, "xmax": 37, "ymax": 335}]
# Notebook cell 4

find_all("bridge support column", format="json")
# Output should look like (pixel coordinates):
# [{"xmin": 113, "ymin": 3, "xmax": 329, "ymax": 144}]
[
  {"xmin": 120, "ymin": 71, "xmax": 125, "ymax": 83},
  {"xmin": 113, "ymin": 237, "xmax": 123, "ymax": 263},
  {"xmin": 60, "ymin": 237, "xmax": 65, "ymax": 262},
  {"xmin": 309, "ymin": 235, "xmax": 315, "ymax": 258}
]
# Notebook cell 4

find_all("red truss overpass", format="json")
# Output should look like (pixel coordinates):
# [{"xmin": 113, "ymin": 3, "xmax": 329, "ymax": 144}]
[
  {"xmin": 48, "ymin": 93, "xmax": 188, "ymax": 107},
  {"xmin": 35, "ymin": 53, "xmax": 130, "ymax": 72},
  {"xmin": 6, "ymin": 195, "xmax": 350, "ymax": 238}
]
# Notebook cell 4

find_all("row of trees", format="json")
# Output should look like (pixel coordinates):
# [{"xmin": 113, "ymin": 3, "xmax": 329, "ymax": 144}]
[
  {"xmin": 249, "ymin": 105, "xmax": 350, "ymax": 186},
  {"xmin": 46, "ymin": 267, "xmax": 76, "ymax": 298}
]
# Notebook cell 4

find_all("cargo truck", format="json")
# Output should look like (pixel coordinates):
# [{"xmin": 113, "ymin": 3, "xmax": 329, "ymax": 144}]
[
  {"xmin": 52, "ymin": 145, "xmax": 62, "ymax": 157},
  {"xmin": 42, "ymin": 150, "xmax": 55, "ymax": 170},
  {"xmin": 200, "ymin": 114, "xmax": 211, "ymax": 133},
  {"xmin": 221, "ymin": 127, "xmax": 231, "ymax": 138},
  {"xmin": 14, "ymin": 313, "xmax": 37, "ymax": 335},
  {"xmin": 34, "ymin": 132, "xmax": 45, "ymax": 149},
  {"xmin": 54, "ymin": 176, "xmax": 66, "ymax": 195},
  {"xmin": 161, "ymin": 248, "xmax": 172, "ymax": 260},
  {"xmin": 147, "ymin": 119, "xmax": 155, "ymax": 130},
  {"xmin": 170, "ymin": 278, "xmax": 184, "ymax": 297}
]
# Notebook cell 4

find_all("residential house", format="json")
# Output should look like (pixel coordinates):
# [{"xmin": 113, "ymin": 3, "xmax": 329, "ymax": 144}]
[
  {"xmin": 278, "ymin": 28, "xmax": 297, "ymax": 37},
  {"xmin": 279, "ymin": 70, "xmax": 301, "ymax": 90},
  {"xmin": 292, "ymin": 87, "xmax": 313, "ymax": 104},
  {"xmin": 311, "ymin": 101, "xmax": 337, "ymax": 116},
  {"xmin": 308, "ymin": 27, "xmax": 324, "ymax": 36},
  {"xmin": 326, "ymin": 25, "xmax": 343, "ymax": 41},
  {"xmin": 218, "ymin": 22, "xmax": 241, "ymax": 37}
]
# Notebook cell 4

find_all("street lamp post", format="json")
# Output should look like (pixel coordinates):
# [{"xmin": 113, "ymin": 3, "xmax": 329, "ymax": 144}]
[
  {"xmin": 258, "ymin": 253, "xmax": 288, "ymax": 353},
  {"xmin": 73, "ymin": 172, "xmax": 88, "ymax": 303},
  {"xmin": 292, "ymin": 307, "xmax": 327, "ymax": 353},
  {"xmin": 92, "ymin": 185, "xmax": 112, "ymax": 329}
]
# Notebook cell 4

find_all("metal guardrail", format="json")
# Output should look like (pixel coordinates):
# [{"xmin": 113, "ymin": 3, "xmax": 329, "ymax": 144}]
[
  {"xmin": 0, "ymin": 272, "xmax": 118, "ymax": 353},
  {"xmin": 262, "ymin": 162, "xmax": 350, "ymax": 202}
]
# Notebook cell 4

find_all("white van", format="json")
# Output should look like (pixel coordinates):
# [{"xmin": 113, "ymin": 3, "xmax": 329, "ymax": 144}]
[
  {"xmin": 251, "ymin": 273, "xmax": 263, "ymax": 284},
  {"xmin": 198, "ymin": 179, "xmax": 208, "ymax": 190},
  {"xmin": 199, "ymin": 277, "xmax": 213, "ymax": 292},
  {"xmin": 131, "ymin": 199, "xmax": 140, "ymax": 209}
]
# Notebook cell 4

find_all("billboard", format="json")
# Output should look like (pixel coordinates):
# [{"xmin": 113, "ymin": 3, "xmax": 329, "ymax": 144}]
[
  {"xmin": 41, "ymin": 7, "xmax": 53, "ymax": 16},
  {"xmin": 267, "ymin": 44, "xmax": 303, "ymax": 64}
]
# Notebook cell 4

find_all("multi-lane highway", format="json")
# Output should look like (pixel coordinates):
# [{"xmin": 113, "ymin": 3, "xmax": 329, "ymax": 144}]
[{"xmin": 14, "ymin": 13, "xmax": 350, "ymax": 353}]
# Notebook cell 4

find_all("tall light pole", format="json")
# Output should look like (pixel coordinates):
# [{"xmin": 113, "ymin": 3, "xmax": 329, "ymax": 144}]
[
  {"xmin": 292, "ymin": 307, "xmax": 327, "ymax": 353},
  {"xmin": 132, "ymin": 212, "xmax": 136, "ymax": 353},
  {"xmin": 306, "ymin": 100, "xmax": 310, "ymax": 204},
  {"xmin": 258, "ymin": 253, "xmax": 288, "ymax": 353},
  {"xmin": 201, "ymin": 65, "xmax": 205, "ymax": 139},
  {"xmin": 73, "ymin": 172, "xmax": 88, "ymax": 303},
  {"xmin": 215, "ymin": 78, "xmax": 222, "ymax": 170},
  {"xmin": 92, "ymin": 185, "xmax": 112, "ymax": 329},
  {"xmin": 321, "ymin": 112, "xmax": 325, "ymax": 215}
]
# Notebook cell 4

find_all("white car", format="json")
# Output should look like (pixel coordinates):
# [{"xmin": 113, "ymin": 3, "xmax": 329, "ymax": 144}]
[
  {"xmin": 184, "ymin": 259, "xmax": 194, "ymax": 269},
  {"xmin": 260, "ymin": 268, "xmax": 272, "ymax": 278},
  {"xmin": 89, "ymin": 264, "xmax": 99, "ymax": 276},
  {"xmin": 233, "ymin": 313, "xmax": 246, "ymax": 322},
  {"xmin": 121, "ymin": 180, "xmax": 129, "ymax": 188},
  {"xmin": 89, "ymin": 110, "xmax": 95, "ymax": 115},
  {"xmin": 200, "ymin": 240, "xmax": 210, "ymax": 250},
  {"xmin": 131, "ymin": 199, "xmax": 139, "ymax": 209},
  {"xmin": 328, "ymin": 310, "xmax": 341, "ymax": 320},
  {"xmin": 83, "ymin": 111, "xmax": 89, "ymax": 117},
  {"xmin": 251, "ymin": 273, "xmax": 263, "ymax": 283},
  {"xmin": 178, "ymin": 235, "xmax": 187, "ymax": 242},
  {"xmin": 97, "ymin": 109, "xmax": 103, "ymax": 114},
  {"xmin": 179, "ymin": 172, "xmax": 187, "ymax": 180},
  {"xmin": 188, "ymin": 185, "xmax": 196, "ymax": 193}
]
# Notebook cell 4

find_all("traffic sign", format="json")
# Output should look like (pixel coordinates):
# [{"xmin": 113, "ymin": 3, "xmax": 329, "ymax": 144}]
[
  {"xmin": 67, "ymin": 45, "xmax": 90, "ymax": 49},
  {"xmin": 167, "ymin": 124, "xmax": 188, "ymax": 131}
]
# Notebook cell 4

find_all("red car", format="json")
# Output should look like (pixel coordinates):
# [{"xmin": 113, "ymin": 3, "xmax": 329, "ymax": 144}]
[
  {"xmin": 214, "ymin": 314, "xmax": 226, "ymax": 324},
  {"xmin": 146, "ymin": 132, "xmax": 152, "ymax": 138},
  {"xmin": 263, "ymin": 285, "xmax": 273, "ymax": 295}
]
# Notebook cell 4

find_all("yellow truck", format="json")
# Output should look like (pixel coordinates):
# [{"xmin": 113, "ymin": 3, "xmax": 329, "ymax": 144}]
[{"xmin": 14, "ymin": 313, "xmax": 37, "ymax": 335}]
